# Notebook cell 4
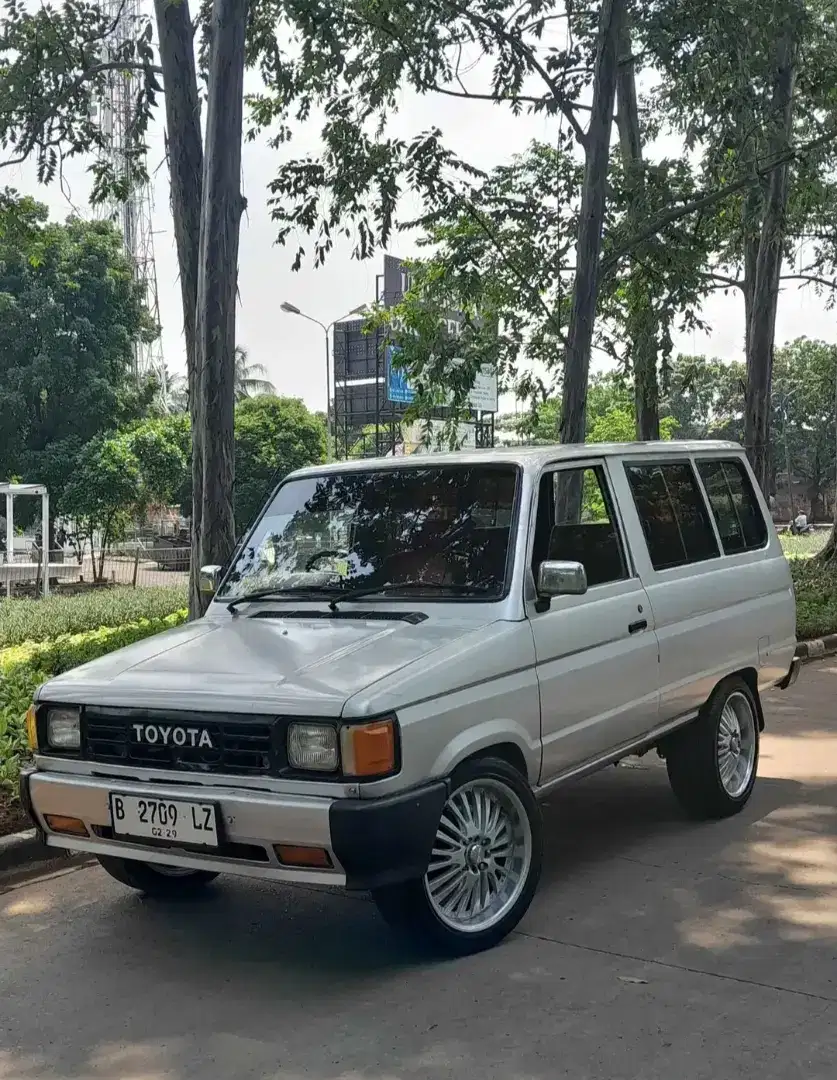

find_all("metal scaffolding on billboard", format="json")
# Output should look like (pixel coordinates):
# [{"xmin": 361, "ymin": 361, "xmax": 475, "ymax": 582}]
[{"xmin": 332, "ymin": 255, "xmax": 495, "ymax": 460}]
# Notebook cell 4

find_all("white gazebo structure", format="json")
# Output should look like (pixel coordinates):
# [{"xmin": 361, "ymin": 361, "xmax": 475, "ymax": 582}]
[{"xmin": 1, "ymin": 482, "xmax": 52, "ymax": 598}]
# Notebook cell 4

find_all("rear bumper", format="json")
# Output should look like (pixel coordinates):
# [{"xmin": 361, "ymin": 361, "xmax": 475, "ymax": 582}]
[
  {"xmin": 777, "ymin": 655, "xmax": 802, "ymax": 690},
  {"xmin": 19, "ymin": 767, "xmax": 447, "ymax": 891}
]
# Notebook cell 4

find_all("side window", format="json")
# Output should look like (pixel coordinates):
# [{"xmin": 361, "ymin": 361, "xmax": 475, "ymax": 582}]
[
  {"xmin": 531, "ymin": 466, "xmax": 627, "ymax": 588},
  {"xmin": 697, "ymin": 459, "xmax": 768, "ymax": 553},
  {"xmin": 626, "ymin": 462, "xmax": 720, "ymax": 571}
]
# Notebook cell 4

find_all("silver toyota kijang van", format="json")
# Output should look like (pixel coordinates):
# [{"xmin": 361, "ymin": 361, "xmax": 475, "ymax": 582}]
[{"xmin": 21, "ymin": 441, "xmax": 799, "ymax": 954}]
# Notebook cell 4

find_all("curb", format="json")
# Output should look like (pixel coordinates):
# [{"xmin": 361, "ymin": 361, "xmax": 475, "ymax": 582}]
[
  {"xmin": 0, "ymin": 828, "xmax": 49, "ymax": 873},
  {"xmin": 796, "ymin": 635, "xmax": 837, "ymax": 662},
  {"xmin": 0, "ymin": 828, "xmax": 87, "ymax": 878}
]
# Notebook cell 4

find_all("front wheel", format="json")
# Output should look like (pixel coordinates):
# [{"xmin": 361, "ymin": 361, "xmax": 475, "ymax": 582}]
[
  {"xmin": 666, "ymin": 676, "xmax": 760, "ymax": 820},
  {"xmin": 97, "ymin": 855, "xmax": 219, "ymax": 898},
  {"xmin": 373, "ymin": 757, "xmax": 542, "ymax": 956}
]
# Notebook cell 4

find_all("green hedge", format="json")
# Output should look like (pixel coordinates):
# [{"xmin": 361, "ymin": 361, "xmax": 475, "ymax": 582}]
[
  {"xmin": 0, "ymin": 585, "xmax": 187, "ymax": 648},
  {"xmin": 0, "ymin": 609, "xmax": 188, "ymax": 677},
  {"xmin": 0, "ymin": 610, "xmax": 187, "ymax": 797},
  {"xmin": 790, "ymin": 561, "xmax": 837, "ymax": 641}
]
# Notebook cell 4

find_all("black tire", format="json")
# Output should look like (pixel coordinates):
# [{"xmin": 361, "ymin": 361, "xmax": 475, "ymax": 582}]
[
  {"xmin": 666, "ymin": 676, "xmax": 760, "ymax": 820},
  {"xmin": 97, "ymin": 855, "xmax": 219, "ymax": 898},
  {"xmin": 373, "ymin": 756, "xmax": 542, "ymax": 956}
]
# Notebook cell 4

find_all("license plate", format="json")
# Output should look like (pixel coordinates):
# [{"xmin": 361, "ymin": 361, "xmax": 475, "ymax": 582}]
[{"xmin": 109, "ymin": 793, "xmax": 219, "ymax": 848}]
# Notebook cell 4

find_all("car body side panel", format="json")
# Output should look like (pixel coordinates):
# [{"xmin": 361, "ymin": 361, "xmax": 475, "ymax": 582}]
[{"xmin": 605, "ymin": 452, "xmax": 796, "ymax": 723}]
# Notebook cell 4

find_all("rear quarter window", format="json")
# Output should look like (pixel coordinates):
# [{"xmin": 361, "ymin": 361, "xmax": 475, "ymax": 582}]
[
  {"xmin": 626, "ymin": 461, "xmax": 720, "ymax": 571},
  {"xmin": 696, "ymin": 459, "xmax": 768, "ymax": 553}
]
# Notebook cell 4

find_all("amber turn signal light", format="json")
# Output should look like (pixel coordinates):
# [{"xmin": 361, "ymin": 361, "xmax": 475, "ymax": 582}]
[
  {"xmin": 25, "ymin": 705, "xmax": 38, "ymax": 751},
  {"xmin": 340, "ymin": 717, "xmax": 397, "ymax": 778},
  {"xmin": 44, "ymin": 814, "xmax": 88, "ymax": 837},
  {"xmin": 274, "ymin": 844, "xmax": 333, "ymax": 869}
]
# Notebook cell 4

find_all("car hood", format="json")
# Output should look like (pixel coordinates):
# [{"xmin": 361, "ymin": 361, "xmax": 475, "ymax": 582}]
[{"xmin": 38, "ymin": 610, "xmax": 495, "ymax": 716}]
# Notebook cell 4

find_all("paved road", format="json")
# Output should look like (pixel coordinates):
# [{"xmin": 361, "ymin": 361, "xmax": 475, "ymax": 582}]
[{"xmin": 3, "ymin": 664, "xmax": 837, "ymax": 1080}]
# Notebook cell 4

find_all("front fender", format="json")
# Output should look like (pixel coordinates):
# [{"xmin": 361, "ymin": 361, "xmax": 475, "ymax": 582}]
[{"xmin": 429, "ymin": 718, "xmax": 539, "ymax": 785}]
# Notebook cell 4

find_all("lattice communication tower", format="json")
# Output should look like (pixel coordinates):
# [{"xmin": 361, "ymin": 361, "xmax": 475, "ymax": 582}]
[{"xmin": 96, "ymin": 0, "xmax": 166, "ymax": 401}]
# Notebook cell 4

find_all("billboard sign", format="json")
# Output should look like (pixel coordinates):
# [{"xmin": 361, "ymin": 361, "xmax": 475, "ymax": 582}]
[
  {"xmin": 385, "ymin": 345, "xmax": 415, "ymax": 404},
  {"xmin": 386, "ymin": 345, "xmax": 497, "ymax": 411}
]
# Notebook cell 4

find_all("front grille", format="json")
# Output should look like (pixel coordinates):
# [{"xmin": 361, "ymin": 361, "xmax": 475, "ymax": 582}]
[{"xmin": 82, "ymin": 707, "xmax": 279, "ymax": 776}]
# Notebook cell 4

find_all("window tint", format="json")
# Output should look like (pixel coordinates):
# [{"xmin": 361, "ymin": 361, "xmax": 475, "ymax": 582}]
[
  {"xmin": 532, "ymin": 466, "xmax": 627, "ymax": 587},
  {"xmin": 626, "ymin": 462, "xmax": 719, "ymax": 571},
  {"xmin": 697, "ymin": 459, "xmax": 768, "ymax": 554}
]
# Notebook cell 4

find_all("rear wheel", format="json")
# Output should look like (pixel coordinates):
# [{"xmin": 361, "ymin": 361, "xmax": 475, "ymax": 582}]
[
  {"xmin": 97, "ymin": 855, "xmax": 219, "ymax": 898},
  {"xmin": 373, "ymin": 756, "xmax": 542, "ymax": 955},
  {"xmin": 666, "ymin": 676, "xmax": 760, "ymax": 819}
]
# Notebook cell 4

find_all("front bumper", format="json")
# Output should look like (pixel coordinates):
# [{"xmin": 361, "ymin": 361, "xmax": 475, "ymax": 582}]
[{"xmin": 19, "ymin": 767, "xmax": 447, "ymax": 891}]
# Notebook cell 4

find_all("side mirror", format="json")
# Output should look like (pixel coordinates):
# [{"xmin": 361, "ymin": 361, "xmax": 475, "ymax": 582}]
[
  {"xmin": 536, "ymin": 560, "xmax": 588, "ymax": 601},
  {"xmin": 199, "ymin": 564, "xmax": 223, "ymax": 595}
]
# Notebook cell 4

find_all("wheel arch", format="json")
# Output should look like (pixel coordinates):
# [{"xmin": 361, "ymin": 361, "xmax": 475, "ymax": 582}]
[
  {"xmin": 458, "ymin": 741, "xmax": 530, "ymax": 779},
  {"xmin": 430, "ymin": 722, "xmax": 538, "ymax": 786},
  {"xmin": 727, "ymin": 667, "xmax": 765, "ymax": 731}
]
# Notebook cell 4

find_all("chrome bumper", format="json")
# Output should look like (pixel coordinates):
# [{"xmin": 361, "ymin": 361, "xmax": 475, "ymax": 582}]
[{"xmin": 24, "ymin": 769, "xmax": 345, "ymax": 886}]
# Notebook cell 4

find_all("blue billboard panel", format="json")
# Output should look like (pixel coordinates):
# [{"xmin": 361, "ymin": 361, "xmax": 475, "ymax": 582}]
[{"xmin": 385, "ymin": 345, "xmax": 416, "ymax": 404}]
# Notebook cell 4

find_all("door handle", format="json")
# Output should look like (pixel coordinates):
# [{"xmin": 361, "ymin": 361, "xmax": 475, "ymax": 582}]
[{"xmin": 628, "ymin": 619, "xmax": 648, "ymax": 634}]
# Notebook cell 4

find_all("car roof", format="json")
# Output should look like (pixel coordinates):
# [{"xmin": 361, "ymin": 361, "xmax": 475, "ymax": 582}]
[{"xmin": 287, "ymin": 440, "xmax": 745, "ymax": 479}]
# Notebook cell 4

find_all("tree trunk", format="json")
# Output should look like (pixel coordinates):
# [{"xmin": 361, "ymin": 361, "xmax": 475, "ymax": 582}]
[
  {"xmin": 154, "ymin": 0, "xmax": 205, "ymax": 618},
  {"xmin": 744, "ymin": 19, "xmax": 798, "ymax": 492},
  {"xmin": 817, "ymin": 344, "xmax": 837, "ymax": 564},
  {"xmin": 615, "ymin": 19, "xmax": 659, "ymax": 441},
  {"xmin": 192, "ymin": 0, "xmax": 249, "ymax": 613},
  {"xmin": 742, "ymin": 202, "xmax": 760, "ymax": 364},
  {"xmin": 560, "ymin": 0, "xmax": 625, "ymax": 445}
]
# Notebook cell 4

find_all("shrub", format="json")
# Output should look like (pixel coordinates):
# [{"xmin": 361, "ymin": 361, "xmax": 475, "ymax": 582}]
[
  {"xmin": 0, "ymin": 610, "xmax": 188, "ymax": 676},
  {"xmin": 790, "ymin": 560, "xmax": 837, "ymax": 641},
  {"xmin": 0, "ymin": 609, "xmax": 187, "ymax": 796},
  {"xmin": 0, "ymin": 586, "xmax": 187, "ymax": 648},
  {"xmin": 0, "ymin": 667, "xmax": 35, "ymax": 797}
]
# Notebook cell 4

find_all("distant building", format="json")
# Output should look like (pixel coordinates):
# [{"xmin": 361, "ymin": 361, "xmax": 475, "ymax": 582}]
[{"xmin": 332, "ymin": 255, "xmax": 496, "ymax": 459}]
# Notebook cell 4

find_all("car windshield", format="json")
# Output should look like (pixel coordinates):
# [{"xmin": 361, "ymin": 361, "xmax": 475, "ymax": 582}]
[{"xmin": 217, "ymin": 464, "xmax": 519, "ymax": 602}]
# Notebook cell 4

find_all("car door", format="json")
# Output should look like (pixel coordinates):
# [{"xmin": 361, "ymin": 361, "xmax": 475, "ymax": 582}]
[{"xmin": 527, "ymin": 460, "xmax": 661, "ymax": 784}]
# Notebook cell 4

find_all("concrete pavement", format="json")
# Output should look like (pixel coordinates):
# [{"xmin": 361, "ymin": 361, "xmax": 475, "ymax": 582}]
[{"xmin": 3, "ymin": 663, "xmax": 837, "ymax": 1079}]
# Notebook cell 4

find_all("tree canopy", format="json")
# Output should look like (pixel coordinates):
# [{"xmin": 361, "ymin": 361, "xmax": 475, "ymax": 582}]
[
  {"xmin": 5, "ymin": 0, "xmax": 837, "ymax": 567},
  {"xmin": 0, "ymin": 196, "xmax": 156, "ymax": 516},
  {"xmin": 234, "ymin": 395, "xmax": 326, "ymax": 532}
]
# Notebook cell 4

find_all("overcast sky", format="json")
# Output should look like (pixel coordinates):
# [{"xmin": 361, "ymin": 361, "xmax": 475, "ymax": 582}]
[{"xmin": 6, "ymin": 50, "xmax": 835, "ymax": 414}]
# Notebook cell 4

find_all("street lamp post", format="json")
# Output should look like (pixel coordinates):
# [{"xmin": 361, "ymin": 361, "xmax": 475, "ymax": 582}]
[{"xmin": 280, "ymin": 302, "xmax": 366, "ymax": 462}]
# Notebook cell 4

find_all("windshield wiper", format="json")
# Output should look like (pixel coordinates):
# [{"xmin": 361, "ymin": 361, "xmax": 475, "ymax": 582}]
[
  {"xmin": 327, "ymin": 581, "xmax": 490, "ymax": 610},
  {"xmin": 226, "ymin": 585, "xmax": 339, "ymax": 614}
]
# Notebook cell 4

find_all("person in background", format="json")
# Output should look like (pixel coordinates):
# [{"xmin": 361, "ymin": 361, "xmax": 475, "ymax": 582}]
[{"xmin": 792, "ymin": 509, "xmax": 812, "ymax": 535}]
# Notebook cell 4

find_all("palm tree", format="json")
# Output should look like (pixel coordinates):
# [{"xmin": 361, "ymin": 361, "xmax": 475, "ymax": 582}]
[
  {"xmin": 234, "ymin": 345, "xmax": 275, "ymax": 401},
  {"xmin": 160, "ymin": 368, "xmax": 189, "ymax": 413}
]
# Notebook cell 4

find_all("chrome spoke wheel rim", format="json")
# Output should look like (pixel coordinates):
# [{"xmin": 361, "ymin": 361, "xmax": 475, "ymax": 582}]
[
  {"xmin": 424, "ymin": 777, "xmax": 532, "ymax": 934},
  {"xmin": 717, "ymin": 692, "xmax": 757, "ymax": 799}
]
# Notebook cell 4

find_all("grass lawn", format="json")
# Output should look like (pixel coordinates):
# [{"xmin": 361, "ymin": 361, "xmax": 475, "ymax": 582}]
[{"xmin": 779, "ymin": 531, "xmax": 830, "ymax": 561}]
